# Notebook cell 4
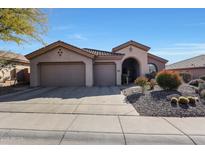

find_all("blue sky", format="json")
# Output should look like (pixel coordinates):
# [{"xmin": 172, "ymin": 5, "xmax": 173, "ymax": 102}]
[{"xmin": 1, "ymin": 8, "xmax": 205, "ymax": 64}]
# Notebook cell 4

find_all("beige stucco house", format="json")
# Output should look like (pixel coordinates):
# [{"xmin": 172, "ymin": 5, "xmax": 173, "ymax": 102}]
[
  {"xmin": 166, "ymin": 55, "xmax": 205, "ymax": 79},
  {"xmin": 0, "ymin": 51, "xmax": 30, "ymax": 86},
  {"xmin": 26, "ymin": 40, "xmax": 168, "ymax": 87}
]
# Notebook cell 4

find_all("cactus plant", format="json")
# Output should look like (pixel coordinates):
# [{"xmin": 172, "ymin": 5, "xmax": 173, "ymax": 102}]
[{"xmin": 178, "ymin": 96, "xmax": 189, "ymax": 104}]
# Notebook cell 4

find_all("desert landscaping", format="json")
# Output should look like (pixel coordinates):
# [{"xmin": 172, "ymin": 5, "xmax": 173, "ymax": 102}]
[{"xmin": 123, "ymin": 71, "xmax": 205, "ymax": 117}]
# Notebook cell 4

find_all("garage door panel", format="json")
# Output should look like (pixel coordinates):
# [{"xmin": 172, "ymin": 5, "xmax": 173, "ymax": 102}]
[
  {"xmin": 94, "ymin": 63, "xmax": 116, "ymax": 86},
  {"xmin": 40, "ymin": 63, "xmax": 85, "ymax": 86}
]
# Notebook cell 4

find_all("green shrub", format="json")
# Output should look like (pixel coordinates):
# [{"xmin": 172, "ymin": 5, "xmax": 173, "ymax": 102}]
[
  {"xmin": 134, "ymin": 76, "xmax": 148, "ymax": 93},
  {"xmin": 171, "ymin": 97, "xmax": 178, "ymax": 104},
  {"xmin": 135, "ymin": 76, "xmax": 148, "ymax": 86},
  {"xmin": 187, "ymin": 96, "xmax": 196, "ymax": 104},
  {"xmin": 200, "ymin": 75, "xmax": 205, "ymax": 81},
  {"xmin": 189, "ymin": 79, "xmax": 204, "ymax": 87},
  {"xmin": 156, "ymin": 70, "xmax": 182, "ymax": 90},
  {"xmin": 148, "ymin": 79, "xmax": 156, "ymax": 90},
  {"xmin": 178, "ymin": 96, "xmax": 189, "ymax": 104},
  {"xmin": 179, "ymin": 72, "xmax": 192, "ymax": 83}
]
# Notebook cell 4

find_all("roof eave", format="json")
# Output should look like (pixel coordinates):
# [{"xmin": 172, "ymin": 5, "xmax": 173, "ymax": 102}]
[
  {"xmin": 0, "ymin": 56, "xmax": 29, "ymax": 64},
  {"xmin": 26, "ymin": 41, "xmax": 95, "ymax": 60},
  {"xmin": 148, "ymin": 53, "xmax": 168, "ymax": 63},
  {"xmin": 112, "ymin": 40, "xmax": 151, "ymax": 52}
]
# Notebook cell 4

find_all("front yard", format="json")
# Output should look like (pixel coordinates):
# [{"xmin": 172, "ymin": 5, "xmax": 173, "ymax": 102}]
[
  {"xmin": 123, "ymin": 71, "xmax": 205, "ymax": 117},
  {"xmin": 124, "ymin": 84, "xmax": 205, "ymax": 117}
]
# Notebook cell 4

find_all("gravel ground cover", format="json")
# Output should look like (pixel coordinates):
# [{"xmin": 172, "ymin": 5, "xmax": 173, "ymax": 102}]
[{"xmin": 123, "ymin": 84, "xmax": 205, "ymax": 117}]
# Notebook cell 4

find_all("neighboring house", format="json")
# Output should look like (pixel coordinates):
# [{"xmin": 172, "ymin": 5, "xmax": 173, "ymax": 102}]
[
  {"xmin": 0, "ymin": 51, "xmax": 30, "ymax": 86},
  {"xmin": 166, "ymin": 55, "xmax": 205, "ymax": 79},
  {"xmin": 26, "ymin": 40, "xmax": 168, "ymax": 87}
]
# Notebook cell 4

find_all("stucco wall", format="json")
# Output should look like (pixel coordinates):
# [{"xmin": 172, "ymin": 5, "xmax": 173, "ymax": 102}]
[
  {"xmin": 168, "ymin": 67, "xmax": 205, "ymax": 79},
  {"xmin": 148, "ymin": 55, "xmax": 165, "ymax": 72},
  {"xmin": 114, "ymin": 45, "xmax": 149, "ymax": 76},
  {"xmin": 30, "ymin": 47, "xmax": 93, "ymax": 87}
]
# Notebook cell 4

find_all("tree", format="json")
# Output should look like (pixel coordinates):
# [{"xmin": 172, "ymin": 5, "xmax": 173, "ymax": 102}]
[{"xmin": 0, "ymin": 8, "xmax": 47, "ymax": 44}]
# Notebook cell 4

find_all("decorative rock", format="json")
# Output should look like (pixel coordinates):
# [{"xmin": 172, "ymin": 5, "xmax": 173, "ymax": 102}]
[
  {"xmin": 124, "ymin": 84, "xmax": 205, "ymax": 117},
  {"xmin": 122, "ymin": 86, "xmax": 141, "ymax": 96},
  {"xmin": 189, "ymin": 79, "xmax": 204, "ymax": 87}
]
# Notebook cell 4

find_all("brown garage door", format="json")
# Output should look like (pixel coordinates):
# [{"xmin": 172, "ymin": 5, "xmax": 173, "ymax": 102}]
[
  {"xmin": 40, "ymin": 62, "xmax": 85, "ymax": 86},
  {"xmin": 94, "ymin": 62, "xmax": 116, "ymax": 86}
]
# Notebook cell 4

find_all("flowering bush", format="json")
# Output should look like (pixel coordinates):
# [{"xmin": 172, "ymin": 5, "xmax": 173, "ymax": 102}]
[{"xmin": 156, "ymin": 70, "xmax": 181, "ymax": 90}]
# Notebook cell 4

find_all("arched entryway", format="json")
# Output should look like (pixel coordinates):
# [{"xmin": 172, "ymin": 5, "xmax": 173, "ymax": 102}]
[
  {"xmin": 148, "ymin": 63, "xmax": 158, "ymax": 73},
  {"xmin": 122, "ymin": 58, "xmax": 140, "ymax": 84}
]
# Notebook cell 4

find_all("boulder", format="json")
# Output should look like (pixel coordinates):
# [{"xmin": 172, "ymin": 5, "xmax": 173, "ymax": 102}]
[{"xmin": 189, "ymin": 79, "xmax": 204, "ymax": 87}]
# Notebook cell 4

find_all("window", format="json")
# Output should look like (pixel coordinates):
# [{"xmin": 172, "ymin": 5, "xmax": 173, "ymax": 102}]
[{"xmin": 148, "ymin": 63, "xmax": 158, "ymax": 73}]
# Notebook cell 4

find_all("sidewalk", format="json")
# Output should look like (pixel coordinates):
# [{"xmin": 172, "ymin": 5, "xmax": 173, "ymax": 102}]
[{"xmin": 0, "ymin": 112, "xmax": 204, "ymax": 144}]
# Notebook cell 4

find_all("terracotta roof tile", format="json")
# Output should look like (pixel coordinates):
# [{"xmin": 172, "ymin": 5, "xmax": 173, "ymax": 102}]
[{"xmin": 83, "ymin": 48, "xmax": 124, "ymax": 56}]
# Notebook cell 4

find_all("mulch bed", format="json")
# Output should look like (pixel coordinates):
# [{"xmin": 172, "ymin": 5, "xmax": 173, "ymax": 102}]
[{"xmin": 124, "ymin": 84, "xmax": 205, "ymax": 117}]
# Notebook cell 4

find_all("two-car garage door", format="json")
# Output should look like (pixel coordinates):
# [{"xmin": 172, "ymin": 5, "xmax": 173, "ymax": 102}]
[
  {"xmin": 40, "ymin": 62, "xmax": 85, "ymax": 86},
  {"xmin": 39, "ymin": 62, "xmax": 116, "ymax": 86}
]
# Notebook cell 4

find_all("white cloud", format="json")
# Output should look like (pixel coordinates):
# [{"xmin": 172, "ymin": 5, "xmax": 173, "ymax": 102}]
[
  {"xmin": 154, "ymin": 42, "xmax": 205, "ymax": 55},
  {"xmin": 154, "ymin": 50, "xmax": 205, "ymax": 56},
  {"xmin": 152, "ymin": 42, "xmax": 205, "ymax": 63},
  {"xmin": 68, "ymin": 34, "xmax": 87, "ymax": 41},
  {"xmin": 174, "ymin": 43, "xmax": 205, "ymax": 48}
]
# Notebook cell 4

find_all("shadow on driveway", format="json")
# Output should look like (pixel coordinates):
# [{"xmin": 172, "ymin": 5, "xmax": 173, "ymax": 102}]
[{"xmin": 0, "ymin": 86, "xmax": 121, "ymax": 102}]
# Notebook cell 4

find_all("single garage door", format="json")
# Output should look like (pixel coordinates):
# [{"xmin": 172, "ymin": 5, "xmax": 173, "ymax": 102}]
[
  {"xmin": 94, "ymin": 62, "xmax": 116, "ymax": 86},
  {"xmin": 40, "ymin": 62, "xmax": 85, "ymax": 86}
]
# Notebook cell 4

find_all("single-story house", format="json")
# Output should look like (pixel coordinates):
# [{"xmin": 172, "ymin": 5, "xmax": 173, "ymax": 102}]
[
  {"xmin": 166, "ymin": 54, "xmax": 205, "ymax": 79},
  {"xmin": 26, "ymin": 40, "xmax": 168, "ymax": 87},
  {"xmin": 0, "ymin": 51, "xmax": 30, "ymax": 86}
]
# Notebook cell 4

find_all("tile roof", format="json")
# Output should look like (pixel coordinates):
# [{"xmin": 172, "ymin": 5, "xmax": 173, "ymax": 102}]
[
  {"xmin": 166, "ymin": 54, "xmax": 205, "ymax": 69},
  {"xmin": 112, "ymin": 40, "xmax": 151, "ymax": 52},
  {"xmin": 0, "ymin": 50, "xmax": 29, "ymax": 63},
  {"xmin": 83, "ymin": 48, "xmax": 124, "ymax": 56}
]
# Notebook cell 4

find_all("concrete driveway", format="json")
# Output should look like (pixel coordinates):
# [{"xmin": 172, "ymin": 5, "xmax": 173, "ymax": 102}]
[
  {"xmin": 0, "ymin": 87, "xmax": 205, "ymax": 144},
  {"xmin": 0, "ymin": 87, "xmax": 138, "ymax": 116}
]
